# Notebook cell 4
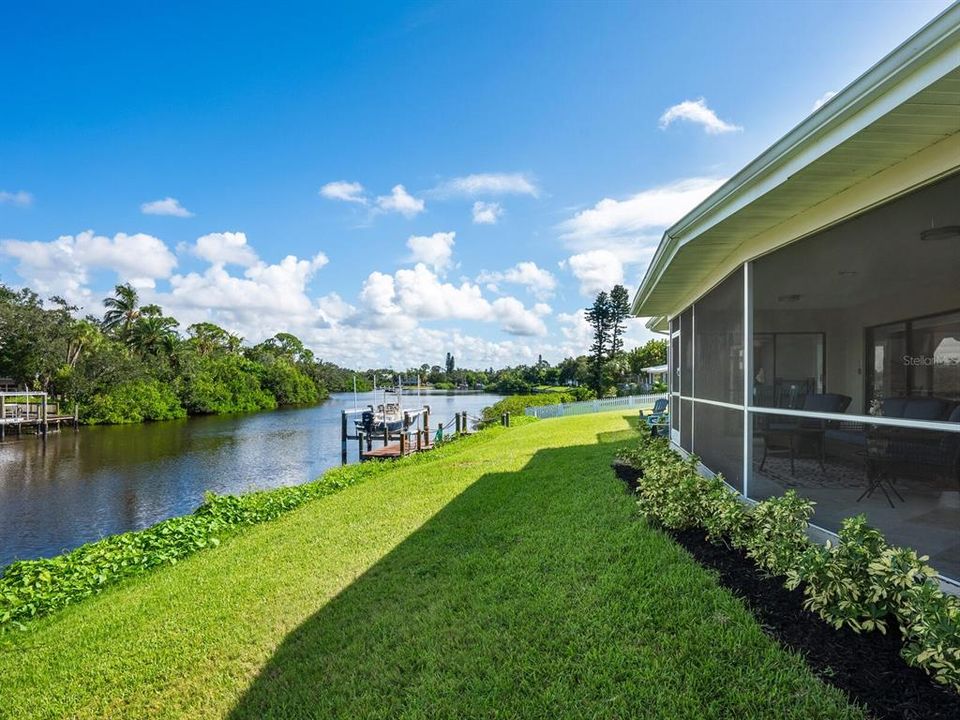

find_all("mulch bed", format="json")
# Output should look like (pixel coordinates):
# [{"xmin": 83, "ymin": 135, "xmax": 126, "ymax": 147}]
[{"xmin": 612, "ymin": 462, "xmax": 960, "ymax": 720}]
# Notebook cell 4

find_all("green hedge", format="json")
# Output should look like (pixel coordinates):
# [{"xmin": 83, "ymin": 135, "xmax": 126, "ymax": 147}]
[
  {"xmin": 618, "ymin": 434, "xmax": 960, "ymax": 693},
  {"xmin": 0, "ymin": 426, "xmax": 506, "ymax": 630},
  {"xmin": 481, "ymin": 393, "xmax": 574, "ymax": 423}
]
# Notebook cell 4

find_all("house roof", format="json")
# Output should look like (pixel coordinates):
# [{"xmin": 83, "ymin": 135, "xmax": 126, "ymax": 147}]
[{"xmin": 632, "ymin": 4, "xmax": 960, "ymax": 323}]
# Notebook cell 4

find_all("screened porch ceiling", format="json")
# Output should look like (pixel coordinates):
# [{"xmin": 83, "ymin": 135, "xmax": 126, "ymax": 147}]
[{"xmin": 634, "ymin": 8, "xmax": 960, "ymax": 322}]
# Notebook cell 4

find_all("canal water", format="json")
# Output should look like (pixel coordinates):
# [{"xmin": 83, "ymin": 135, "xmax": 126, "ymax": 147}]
[{"xmin": 0, "ymin": 392, "xmax": 502, "ymax": 568}]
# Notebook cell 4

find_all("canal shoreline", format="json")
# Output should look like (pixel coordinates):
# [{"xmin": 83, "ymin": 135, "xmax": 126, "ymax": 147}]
[{"xmin": 0, "ymin": 392, "xmax": 504, "ymax": 567}]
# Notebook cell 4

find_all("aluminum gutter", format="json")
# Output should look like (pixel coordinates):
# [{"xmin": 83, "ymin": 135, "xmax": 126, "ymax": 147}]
[{"xmin": 632, "ymin": 3, "xmax": 960, "ymax": 316}]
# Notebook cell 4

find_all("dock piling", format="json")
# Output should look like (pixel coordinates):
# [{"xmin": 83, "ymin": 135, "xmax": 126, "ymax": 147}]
[
  {"xmin": 400, "ymin": 412, "xmax": 410, "ymax": 455},
  {"xmin": 341, "ymin": 410, "xmax": 348, "ymax": 465}
]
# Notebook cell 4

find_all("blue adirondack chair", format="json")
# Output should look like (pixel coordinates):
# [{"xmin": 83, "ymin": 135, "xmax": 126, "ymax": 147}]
[{"xmin": 640, "ymin": 398, "xmax": 669, "ymax": 436}]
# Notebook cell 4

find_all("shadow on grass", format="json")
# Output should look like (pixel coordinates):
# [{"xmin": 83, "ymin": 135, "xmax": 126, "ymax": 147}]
[
  {"xmin": 226, "ymin": 413, "xmax": 856, "ymax": 719},
  {"xmin": 227, "ymin": 422, "xmax": 641, "ymax": 719}
]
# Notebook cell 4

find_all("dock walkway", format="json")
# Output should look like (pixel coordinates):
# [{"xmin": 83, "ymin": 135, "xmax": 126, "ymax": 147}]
[{"xmin": 0, "ymin": 392, "xmax": 78, "ymax": 439}]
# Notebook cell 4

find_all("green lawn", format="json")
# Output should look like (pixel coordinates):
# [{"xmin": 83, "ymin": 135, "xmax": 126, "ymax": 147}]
[{"xmin": 0, "ymin": 412, "xmax": 864, "ymax": 719}]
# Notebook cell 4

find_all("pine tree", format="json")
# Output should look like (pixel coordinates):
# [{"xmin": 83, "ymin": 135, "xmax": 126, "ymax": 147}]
[
  {"xmin": 609, "ymin": 284, "xmax": 631, "ymax": 359},
  {"xmin": 585, "ymin": 291, "xmax": 611, "ymax": 394}
]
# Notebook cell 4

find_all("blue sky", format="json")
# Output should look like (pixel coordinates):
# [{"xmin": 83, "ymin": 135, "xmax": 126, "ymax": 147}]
[{"xmin": 0, "ymin": 0, "xmax": 952, "ymax": 368}]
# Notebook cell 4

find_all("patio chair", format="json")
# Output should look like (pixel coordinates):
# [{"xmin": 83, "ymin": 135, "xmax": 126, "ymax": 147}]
[
  {"xmin": 640, "ymin": 398, "xmax": 670, "ymax": 438},
  {"xmin": 759, "ymin": 393, "xmax": 851, "ymax": 474},
  {"xmin": 640, "ymin": 397, "xmax": 668, "ymax": 422},
  {"xmin": 860, "ymin": 400, "xmax": 960, "ymax": 506}
]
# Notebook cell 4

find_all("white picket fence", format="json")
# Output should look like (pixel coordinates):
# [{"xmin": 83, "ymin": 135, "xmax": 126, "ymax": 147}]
[{"xmin": 524, "ymin": 393, "xmax": 668, "ymax": 419}]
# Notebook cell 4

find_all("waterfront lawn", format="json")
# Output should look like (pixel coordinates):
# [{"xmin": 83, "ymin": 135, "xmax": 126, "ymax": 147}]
[{"xmin": 0, "ymin": 412, "xmax": 864, "ymax": 719}]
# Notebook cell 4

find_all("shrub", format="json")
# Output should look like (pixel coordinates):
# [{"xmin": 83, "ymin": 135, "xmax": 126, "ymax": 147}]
[
  {"xmin": 743, "ymin": 491, "xmax": 814, "ymax": 576},
  {"xmin": 81, "ymin": 379, "xmax": 187, "ymax": 424},
  {"xmin": 178, "ymin": 354, "xmax": 276, "ymax": 414},
  {"xmin": 260, "ymin": 359, "xmax": 320, "ymax": 405},
  {"xmin": 700, "ymin": 474, "xmax": 753, "ymax": 547},
  {"xmin": 569, "ymin": 386, "xmax": 596, "ymax": 401},
  {"xmin": 617, "ymin": 432, "xmax": 960, "ymax": 693},
  {"xmin": 900, "ymin": 581, "xmax": 960, "ymax": 690},
  {"xmin": 786, "ymin": 516, "xmax": 935, "ymax": 633}
]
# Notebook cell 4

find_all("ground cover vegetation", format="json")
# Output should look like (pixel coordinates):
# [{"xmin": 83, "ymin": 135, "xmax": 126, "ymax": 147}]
[
  {"xmin": 618, "ymin": 434, "xmax": 960, "ymax": 693},
  {"xmin": 0, "ymin": 412, "xmax": 864, "ymax": 719}
]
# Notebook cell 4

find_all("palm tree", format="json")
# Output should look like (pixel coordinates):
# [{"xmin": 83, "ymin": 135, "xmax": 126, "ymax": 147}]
[
  {"xmin": 65, "ymin": 320, "xmax": 101, "ymax": 367},
  {"xmin": 128, "ymin": 314, "xmax": 180, "ymax": 357},
  {"xmin": 102, "ymin": 283, "xmax": 141, "ymax": 335}
]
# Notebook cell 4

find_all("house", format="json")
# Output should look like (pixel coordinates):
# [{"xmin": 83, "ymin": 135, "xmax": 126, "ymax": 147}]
[
  {"xmin": 632, "ymin": 6, "xmax": 960, "ymax": 584},
  {"xmin": 640, "ymin": 364, "xmax": 669, "ymax": 386}
]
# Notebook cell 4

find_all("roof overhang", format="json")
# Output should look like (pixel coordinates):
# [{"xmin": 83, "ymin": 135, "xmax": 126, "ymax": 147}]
[{"xmin": 633, "ymin": 4, "xmax": 960, "ymax": 319}]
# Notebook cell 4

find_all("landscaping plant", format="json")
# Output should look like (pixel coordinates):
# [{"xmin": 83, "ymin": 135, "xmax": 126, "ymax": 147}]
[{"xmin": 618, "ymin": 433, "xmax": 960, "ymax": 693}]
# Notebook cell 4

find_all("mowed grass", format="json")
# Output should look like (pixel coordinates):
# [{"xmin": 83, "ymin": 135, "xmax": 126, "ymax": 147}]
[{"xmin": 0, "ymin": 412, "xmax": 864, "ymax": 719}]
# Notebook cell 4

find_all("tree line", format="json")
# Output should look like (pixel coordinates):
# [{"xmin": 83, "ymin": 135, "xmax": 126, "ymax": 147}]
[
  {"xmin": 0, "ymin": 280, "xmax": 666, "ymax": 425},
  {"xmin": 0, "ymin": 282, "xmax": 367, "ymax": 424}
]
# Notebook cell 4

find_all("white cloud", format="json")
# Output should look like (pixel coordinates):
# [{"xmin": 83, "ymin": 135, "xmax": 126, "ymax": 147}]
[
  {"xmin": 359, "ymin": 271, "xmax": 401, "ymax": 316},
  {"xmin": 375, "ymin": 184, "xmax": 425, "ymax": 217},
  {"xmin": 0, "ymin": 230, "xmax": 178, "ymax": 301},
  {"xmin": 812, "ymin": 90, "xmax": 837, "ymax": 111},
  {"xmin": 357, "ymin": 262, "xmax": 549, "ymax": 336},
  {"xmin": 434, "ymin": 172, "xmax": 539, "ymax": 198},
  {"xmin": 0, "ymin": 190, "xmax": 33, "ymax": 207},
  {"xmin": 0, "ymin": 226, "xmax": 559, "ymax": 367},
  {"xmin": 149, "ymin": 250, "xmax": 331, "ymax": 341},
  {"xmin": 140, "ymin": 197, "xmax": 194, "ymax": 217},
  {"xmin": 319, "ymin": 180, "xmax": 368, "ymax": 204},
  {"xmin": 491, "ymin": 296, "xmax": 547, "ymax": 336},
  {"xmin": 558, "ymin": 176, "xmax": 725, "ymax": 262},
  {"xmin": 567, "ymin": 250, "xmax": 624, "ymax": 296},
  {"xmin": 392, "ymin": 264, "xmax": 490, "ymax": 322},
  {"xmin": 316, "ymin": 292, "xmax": 355, "ymax": 323},
  {"xmin": 472, "ymin": 201, "xmax": 503, "ymax": 224},
  {"xmin": 191, "ymin": 231, "xmax": 259, "ymax": 267},
  {"xmin": 659, "ymin": 98, "xmax": 742, "ymax": 134},
  {"xmin": 477, "ymin": 261, "xmax": 557, "ymax": 300},
  {"xmin": 406, "ymin": 231, "xmax": 455, "ymax": 272}
]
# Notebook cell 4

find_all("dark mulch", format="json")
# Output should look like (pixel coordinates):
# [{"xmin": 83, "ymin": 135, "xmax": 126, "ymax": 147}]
[{"xmin": 612, "ymin": 462, "xmax": 960, "ymax": 720}]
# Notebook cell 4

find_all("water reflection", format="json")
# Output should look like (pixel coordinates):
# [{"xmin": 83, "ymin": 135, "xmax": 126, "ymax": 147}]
[{"xmin": 0, "ymin": 392, "xmax": 502, "ymax": 567}]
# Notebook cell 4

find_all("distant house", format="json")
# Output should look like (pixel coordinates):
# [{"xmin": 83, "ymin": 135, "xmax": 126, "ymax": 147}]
[
  {"xmin": 632, "ymin": 7, "xmax": 960, "ymax": 584},
  {"xmin": 640, "ymin": 364, "xmax": 668, "ymax": 386},
  {"xmin": 0, "ymin": 378, "xmax": 20, "ymax": 393}
]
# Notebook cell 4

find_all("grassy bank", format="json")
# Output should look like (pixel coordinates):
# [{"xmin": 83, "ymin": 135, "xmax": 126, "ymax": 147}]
[{"xmin": 0, "ymin": 412, "xmax": 863, "ymax": 719}]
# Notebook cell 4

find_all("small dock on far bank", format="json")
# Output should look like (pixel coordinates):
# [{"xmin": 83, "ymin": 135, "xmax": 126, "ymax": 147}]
[
  {"xmin": 0, "ymin": 392, "xmax": 79, "ymax": 440},
  {"xmin": 340, "ymin": 405, "xmax": 482, "ymax": 464}
]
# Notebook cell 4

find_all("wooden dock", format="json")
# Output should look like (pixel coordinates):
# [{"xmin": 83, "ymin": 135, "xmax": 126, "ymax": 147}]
[
  {"xmin": 0, "ymin": 392, "xmax": 78, "ymax": 440},
  {"xmin": 361, "ymin": 441, "xmax": 436, "ymax": 460},
  {"xmin": 341, "ymin": 405, "xmax": 480, "ymax": 464}
]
